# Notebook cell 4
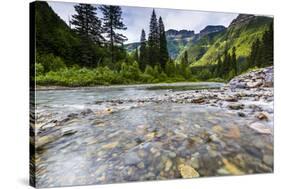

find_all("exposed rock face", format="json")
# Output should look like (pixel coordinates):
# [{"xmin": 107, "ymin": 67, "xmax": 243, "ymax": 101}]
[
  {"xmin": 166, "ymin": 29, "xmax": 195, "ymax": 39},
  {"xmin": 228, "ymin": 66, "xmax": 273, "ymax": 90},
  {"xmin": 199, "ymin": 25, "xmax": 226, "ymax": 36},
  {"xmin": 229, "ymin": 14, "xmax": 256, "ymax": 27}
]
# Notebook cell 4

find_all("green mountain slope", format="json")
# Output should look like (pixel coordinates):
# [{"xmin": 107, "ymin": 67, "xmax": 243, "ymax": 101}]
[
  {"xmin": 35, "ymin": 1, "xmax": 80, "ymax": 64},
  {"xmin": 188, "ymin": 14, "xmax": 273, "ymax": 67}
]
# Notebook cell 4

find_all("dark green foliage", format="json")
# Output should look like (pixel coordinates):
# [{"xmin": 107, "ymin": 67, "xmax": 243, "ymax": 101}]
[
  {"xmin": 139, "ymin": 29, "xmax": 148, "ymax": 71},
  {"xmin": 148, "ymin": 9, "xmax": 160, "ymax": 66},
  {"xmin": 36, "ymin": 53, "xmax": 66, "ymax": 73},
  {"xmin": 35, "ymin": 1, "xmax": 79, "ymax": 65},
  {"xmin": 248, "ymin": 22, "xmax": 273, "ymax": 68},
  {"xmin": 181, "ymin": 51, "xmax": 189, "ymax": 66},
  {"xmin": 134, "ymin": 47, "xmax": 139, "ymax": 62},
  {"xmin": 71, "ymin": 4, "xmax": 104, "ymax": 43},
  {"xmin": 231, "ymin": 47, "xmax": 238, "ymax": 75},
  {"xmin": 100, "ymin": 5, "xmax": 128, "ymax": 63},
  {"xmin": 158, "ymin": 17, "xmax": 169, "ymax": 69}
]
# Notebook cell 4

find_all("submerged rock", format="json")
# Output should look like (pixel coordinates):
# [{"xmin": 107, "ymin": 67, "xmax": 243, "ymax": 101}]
[
  {"xmin": 249, "ymin": 122, "xmax": 272, "ymax": 134},
  {"xmin": 178, "ymin": 164, "xmax": 200, "ymax": 178},
  {"xmin": 124, "ymin": 151, "xmax": 142, "ymax": 165},
  {"xmin": 228, "ymin": 103, "xmax": 244, "ymax": 110}
]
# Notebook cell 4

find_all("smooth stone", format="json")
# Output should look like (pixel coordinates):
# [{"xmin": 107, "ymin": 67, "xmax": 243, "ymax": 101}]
[
  {"xmin": 263, "ymin": 155, "xmax": 273, "ymax": 166},
  {"xmin": 237, "ymin": 112, "xmax": 246, "ymax": 117},
  {"xmin": 249, "ymin": 122, "xmax": 272, "ymax": 134},
  {"xmin": 124, "ymin": 151, "xmax": 142, "ymax": 165},
  {"xmin": 255, "ymin": 112, "xmax": 270, "ymax": 121},
  {"xmin": 164, "ymin": 159, "xmax": 173, "ymax": 172},
  {"xmin": 178, "ymin": 164, "xmax": 200, "ymax": 178},
  {"xmin": 228, "ymin": 103, "xmax": 244, "ymax": 110}
]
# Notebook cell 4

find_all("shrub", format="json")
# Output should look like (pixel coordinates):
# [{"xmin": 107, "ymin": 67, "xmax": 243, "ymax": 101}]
[{"xmin": 36, "ymin": 53, "xmax": 66, "ymax": 73}]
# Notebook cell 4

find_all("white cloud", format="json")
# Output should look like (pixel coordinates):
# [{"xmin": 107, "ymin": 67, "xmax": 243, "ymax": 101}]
[{"xmin": 47, "ymin": 1, "xmax": 238, "ymax": 43}]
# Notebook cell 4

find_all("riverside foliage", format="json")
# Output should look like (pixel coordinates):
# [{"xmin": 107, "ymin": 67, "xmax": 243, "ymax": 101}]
[{"xmin": 35, "ymin": 2, "xmax": 273, "ymax": 86}]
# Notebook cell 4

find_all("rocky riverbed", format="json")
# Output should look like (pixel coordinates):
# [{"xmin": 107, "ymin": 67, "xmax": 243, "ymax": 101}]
[{"xmin": 33, "ymin": 66, "xmax": 273, "ymax": 188}]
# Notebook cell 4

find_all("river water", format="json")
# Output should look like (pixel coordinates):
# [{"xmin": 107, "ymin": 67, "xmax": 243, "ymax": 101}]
[{"xmin": 34, "ymin": 82, "xmax": 273, "ymax": 188}]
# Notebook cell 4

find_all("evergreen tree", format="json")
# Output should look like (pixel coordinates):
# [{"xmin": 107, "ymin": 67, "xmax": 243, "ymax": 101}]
[
  {"xmin": 139, "ymin": 29, "xmax": 148, "ymax": 71},
  {"xmin": 216, "ymin": 55, "xmax": 223, "ymax": 77},
  {"xmin": 158, "ymin": 17, "xmax": 169, "ymax": 69},
  {"xmin": 181, "ymin": 51, "xmax": 189, "ymax": 66},
  {"xmin": 71, "ymin": 4, "xmax": 104, "ymax": 67},
  {"xmin": 100, "ymin": 5, "xmax": 127, "ymax": 63},
  {"xmin": 71, "ymin": 4, "xmax": 103, "ymax": 43},
  {"xmin": 262, "ymin": 22, "xmax": 273, "ymax": 66},
  {"xmin": 231, "ymin": 46, "xmax": 237, "ymax": 75},
  {"xmin": 148, "ymin": 9, "xmax": 160, "ymax": 66}
]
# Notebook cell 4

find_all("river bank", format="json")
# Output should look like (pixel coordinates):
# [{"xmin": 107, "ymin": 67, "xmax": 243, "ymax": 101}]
[{"xmin": 33, "ymin": 66, "xmax": 273, "ymax": 187}]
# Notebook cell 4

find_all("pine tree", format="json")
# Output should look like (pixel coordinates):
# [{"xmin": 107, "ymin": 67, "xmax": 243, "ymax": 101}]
[
  {"xmin": 139, "ymin": 29, "xmax": 148, "ymax": 71},
  {"xmin": 71, "ymin": 3, "xmax": 103, "ymax": 67},
  {"xmin": 71, "ymin": 4, "xmax": 103, "ymax": 43},
  {"xmin": 181, "ymin": 51, "xmax": 189, "ymax": 66},
  {"xmin": 158, "ymin": 17, "xmax": 169, "ymax": 69},
  {"xmin": 148, "ymin": 9, "xmax": 159, "ymax": 66},
  {"xmin": 232, "ymin": 46, "xmax": 237, "ymax": 75},
  {"xmin": 100, "ymin": 5, "xmax": 127, "ymax": 63},
  {"xmin": 262, "ymin": 22, "xmax": 273, "ymax": 66},
  {"xmin": 216, "ymin": 55, "xmax": 223, "ymax": 77}
]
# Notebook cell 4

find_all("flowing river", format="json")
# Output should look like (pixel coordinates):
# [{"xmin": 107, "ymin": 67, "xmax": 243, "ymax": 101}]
[{"xmin": 34, "ymin": 82, "xmax": 273, "ymax": 188}]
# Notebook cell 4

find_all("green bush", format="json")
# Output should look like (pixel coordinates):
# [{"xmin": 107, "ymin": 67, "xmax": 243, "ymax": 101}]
[{"xmin": 36, "ymin": 53, "xmax": 66, "ymax": 73}]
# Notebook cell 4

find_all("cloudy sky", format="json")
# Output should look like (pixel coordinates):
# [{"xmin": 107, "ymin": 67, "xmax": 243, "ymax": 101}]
[{"xmin": 47, "ymin": 1, "xmax": 238, "ymax": 43}]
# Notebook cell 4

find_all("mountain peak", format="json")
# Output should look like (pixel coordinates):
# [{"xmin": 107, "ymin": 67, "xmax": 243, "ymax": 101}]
[
  {"xmin": 199, "ymin": 25, "xmax": 226, "ymax": 35},
  {"xmin": 229, "ymin": 14, "xmax": 256, "ymax": 27},
  {"xmin": 166, "ymin": 29, "xmax": 195, "ymax": 38}
]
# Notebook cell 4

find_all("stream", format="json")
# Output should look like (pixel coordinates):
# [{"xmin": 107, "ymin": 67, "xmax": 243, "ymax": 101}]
[{"xmin": 34, "ymin": 82, "xmax": 273, "ymax": 188}]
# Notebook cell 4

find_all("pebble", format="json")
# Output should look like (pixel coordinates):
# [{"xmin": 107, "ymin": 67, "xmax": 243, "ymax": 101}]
[{"xmin": 124, "ymin": 151, "xmax": 142, "ymax": 166}]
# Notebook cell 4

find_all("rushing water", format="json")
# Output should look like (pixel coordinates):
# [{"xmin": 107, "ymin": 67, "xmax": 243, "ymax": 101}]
[{"xmin": 35, "ymin": 82, "xmax": 273, "ymax": 188}]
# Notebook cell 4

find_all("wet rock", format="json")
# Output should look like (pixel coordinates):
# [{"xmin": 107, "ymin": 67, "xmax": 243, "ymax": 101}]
[
  {"xmin": 102, "ymin": 141, "xmax": 118, "ymax": 149},
  {"xmin": 164, "ymin": 159, "xmax": 173, "ymax": 172},
  {"xmin": 191, "ymin": 97, "xmax": 205, "ymax": 104},
  {"xmin": 178, "ymin": 164, "xmax": 200, "ymax": 178},
  {"xmin": 137, "ymin": 162, "xmax": 145, "ymax": 169},
  {"xmin": 80, "ymin": 108, "xmax": 93, "ymax": 116},
  {"xmin": 263, "ymin": 155, "xmax": 273, "ymax": 166},
  {"xmin": 222, "ymin": 158, "xmax": 244, "ymax": 175},
  {"xmin": 212, "ymin": 125, "xmax": 224, "ymax": 133},
  {"xmin": 62, "ymin": 130, "xmax": 77, "ymax": 136},
  {"xmin": 225, "ymin": 126, "xmax": 240, "ymax": 139},
  {"xmin": 237, "ymin": 112, "xmax": 246, "ymax": 117},
  {"xmin": 124, "ymin": 151, "xmax": 142, "ymax": 166},
  {"xmin": 228, "ymin": 103, "xmax": 244, "ymax": 110},
  {"xmin": 247, "ymin": 80, "xmax": 263, "ymax": 88},
  {"xmin": 249, "ymin": 122, "xmax": 272, "ymax": 134},
  {"xmin": 255, "ymin": 112, "xmax": 270, "ymax": 121},
  {"xmin": 244, "ymin": 146, "xmax": 263, "ymax": 159}
]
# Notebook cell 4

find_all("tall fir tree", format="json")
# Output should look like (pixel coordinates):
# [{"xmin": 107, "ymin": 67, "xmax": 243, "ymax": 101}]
[
  {"xmin": 181, "ymin": 51, "xmax": 189, "ymax": 66},
  {"xmin": 71, "ymin": 4, "xmax": 103, "ymax": 43},
  {"xmin": 148, "ymin": 9, "xmax": 160, "ymax": 66},
  {"xmin": 158, "ymin": 17, "xmax": 169, "ymax": 69},
  {"xmin": 71, "ymin": 4, "xmax": 103, "ymax": 67},
  {"xmin": 231, "ymin": 46, "xmax": 237, "ymax": 75},
  {"xmin": 100, "ymin": 5, "xmax": 127, "ymax": 63},
  {"xmin": 262, "ymin": 22, "xmax": 273, "ymax": 66},
  {"xmin": 139, "ymin": 29, "xmax": 148, "ymax": 71}
]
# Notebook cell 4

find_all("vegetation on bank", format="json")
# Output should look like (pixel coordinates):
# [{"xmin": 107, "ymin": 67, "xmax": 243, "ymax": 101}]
[{"xmin": 34, "ymin": 2, "xmax": 273, "ymax": 87}]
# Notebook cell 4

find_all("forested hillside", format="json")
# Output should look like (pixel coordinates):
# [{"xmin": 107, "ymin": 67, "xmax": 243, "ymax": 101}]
[{"xmin": 34, "ymin": 1, "xmax": 273, "ymax": 86}]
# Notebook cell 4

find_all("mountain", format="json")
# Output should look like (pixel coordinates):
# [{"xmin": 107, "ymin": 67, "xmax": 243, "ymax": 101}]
[
  {"xmin": 183, "ymin": 14, "xmax": 273, "ymax": 67},
  {"xmin": 35, "ymin": 1, "xmax": 80, "ymax": 64},
  {"xmin": 124, "ymin": 26, "xmax": 226, "ymax": 59}
]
